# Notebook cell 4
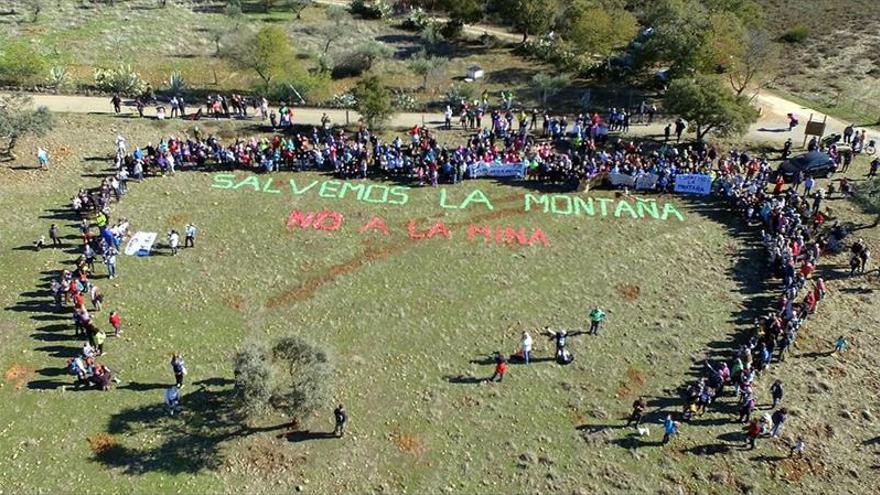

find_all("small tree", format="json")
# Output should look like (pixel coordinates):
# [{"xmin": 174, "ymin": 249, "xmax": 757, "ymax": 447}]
[
  {"xmin": 221, "ymin": 26, "xmax": 293, "ymax": 89},
  {"xmin": 353, "ymin": 74, "xmax": 394, "ymax": 128},
  {"xmin": 499, "ymin": 0, "xmax": 559, "ymax": 43},
  {"xmin": 225, "ymin": 0, "xmax": 243, "ymax": 18},
  {"xmin": 565, "ymin": 7, "xmax": 638, "ymax": 65},
  {"xmin": 531, "ymin": 73, "xmax": 568, "ymax": 107},
  {"xmin": 286, "ymin": 0, "xmax": 312, "ymax": 19},
  {"xmin": 664, "ymin": 75, "xmax": 759, "ymax": 141},
  {"xmin": 408, "ymin": 51, "xmax": 448, "ymax": 91},
  {"xmin": 0, "ymin": 94, "xmax": 55, "ymax": 159},
  {"xmin": 233, "ymin": 336, "xmax": 332, "ymax": 424},
  {"xmin": 321, "ymin": 6, "xmax": 349, "ymax": 55},
  {"xmin": 728, "ymin": 28, "xmax": 778, "ymax": 97}
]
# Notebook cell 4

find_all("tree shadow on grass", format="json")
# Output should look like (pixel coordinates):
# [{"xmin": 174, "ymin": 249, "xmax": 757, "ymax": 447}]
[{"xmin": 93, "ymin": 385, "xmax": 286, "ymax": 475}]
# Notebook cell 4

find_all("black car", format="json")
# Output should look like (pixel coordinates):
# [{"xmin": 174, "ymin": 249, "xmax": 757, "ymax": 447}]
[{"xmin": 776, "ymin": 151, "xmax": 836, "ymax": 182}]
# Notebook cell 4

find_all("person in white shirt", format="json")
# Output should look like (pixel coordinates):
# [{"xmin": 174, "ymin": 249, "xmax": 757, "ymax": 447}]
[
  {"xmin": 165, "ymin": 386, "xmax": 181, "ymax": 416},
  {"xmin": 168, "ymin": 230, "xmax": 180, "ymax": 255},
  {"xmin": 521, "ymin": 331, "xmax": 533, "ymax": 365}
]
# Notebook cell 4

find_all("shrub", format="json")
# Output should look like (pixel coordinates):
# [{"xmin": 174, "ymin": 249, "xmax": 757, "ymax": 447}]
[
  {"xmin": 270, "ymin": 70, "xmax": 332, "ymax": 104},
  {"xmin": 0, "ymin": 41, "xmax": 48, "ymax": 86},
  {"xmin": 393, "ymin": 90, "xmax": 418, "ymax": 111},
  {"xmin": 330, "ymin": 92, "xmax": 357, "ymax": 108},
  {"xmin": 47, "ymin": 66, "xmax": 68, "ymax": 91},
  {"xmin": 780, "ymin": 26, "xmax": 809, "ymax": 43},
  {"xmin": 350, "ymin": 0, "xmax": 391, "ymax": 19},
  {"xmin": 444, "ymin": 83, "xmax": 476, "ymax": 106},
  {"xmin": 332, "ymin": 42, "xmax": 393, "ymax": 79},
  {"xmin": 165, "ymin": 71, "xmax": 186, "ymax": 95},
  {"xmin": 94, "ymin": 65, "xmax": 147, "ymax": 95}
]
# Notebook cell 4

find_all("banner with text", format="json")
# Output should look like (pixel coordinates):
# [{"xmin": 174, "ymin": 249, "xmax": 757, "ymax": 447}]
[{"xmin": 673, "ymin": 174, "xmax": 712, "ymax": 196}]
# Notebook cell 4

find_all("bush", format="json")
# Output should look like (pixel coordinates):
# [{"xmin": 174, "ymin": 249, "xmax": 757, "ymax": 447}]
[
  {"xmin": 350, "ymin": 0, "xmax": 391, "ymax": 19},
  {"xmin": 0, "ymin": 41, "xmax": 48, "ymax": 86},
  {"xmin": 332, "ymin": 42, "xmax": 393, "ymax": 79},
  {"xmin": 47, "ymin": 66, "xmax": 67, "ymax": 91},
  {"xmin": 440, "ymin": 20, "xmax": 464, "ymax": 40},
  {"xmin": 233, "ymin": 336, "xmax": 332, "ymax": 424},
  {"xmin": 270, "ymin": 69, "xmax": 332, "ymax": 104},
  {"xmin": 444, "ymin": 83, "xmax": 476, "ymax": 106},
  {"xmin": 780, "ymin": 25, "xmax": 809, "ymax": 43},
  {"xmin": 94, "ymin": 64, "xmax": 147, "ymax": 95},
  {"xmin": 165, "ymin": 71, "xmax": 186, "ymax": 95}
]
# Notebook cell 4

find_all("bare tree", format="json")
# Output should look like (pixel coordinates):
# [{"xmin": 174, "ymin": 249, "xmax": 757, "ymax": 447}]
[{"xmin": 729, "ymin": 28, "xmax": 778, "ymax": 99}]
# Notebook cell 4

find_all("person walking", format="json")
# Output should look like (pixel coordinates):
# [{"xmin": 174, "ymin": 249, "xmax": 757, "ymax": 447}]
[
  {"xmin": 834, "ymin": 335, "xmax": 848, "ymax": 354},
  {"xmin": 588, "ymin": 307, "xmax": 606, "ymax": 335},
  {"xmin": 745, "ymin": 419, "xmax": 761, "ymax": 449},
  {"xmin": 770, "ymin": 408, "xmax": 787, "ymax": 438},
  {"xmin": 489, "ymin": 354, "xmax": 508, "ymax": 382},
  {"xmin": 165, "ymin": 386, "xmax": 182, "ymax": 416},
  {"xmin": 334, "ymin": 404, "xmax": 347, "ymax": 437},
  {"xmin": 171, "ymin": 353, "xmax": 187, "ymax": 388},
  {"xmin": 627, "ymin": 397, "xmax": 647, "ymax": 427},
  {"xmin": 520, "ymin": 331, "xmax": 532, "ymax": 364},
  {"xmin": 111, "ymin": 93, "xmax": 122, "ymax": 114},
  {"xmin": 184, "ymin": 223, "xmax": 197, "ymax": 248},
  {"xmin": 109, "ymin": 310, "xmax": 122, "ymax": 337},
  {"xmin": 37, "ymin": 147, "xmax": 49, "ymax": 170},
  {"xmin": 770, "ymin": 380, "xmax": 784, "ymax": 408},
  {"xmin": 662, "ymin": 414, "xmax": 679, "ymax": 444}
]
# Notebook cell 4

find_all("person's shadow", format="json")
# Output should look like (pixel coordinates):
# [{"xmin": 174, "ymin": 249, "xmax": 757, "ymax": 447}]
[
  {"xmin": 444, "ymin": 374, "xmax": 484, "ymax": 384},
  {"xmin": 281, "ymin": 430, "xmax": 338, "ymax": 442}
]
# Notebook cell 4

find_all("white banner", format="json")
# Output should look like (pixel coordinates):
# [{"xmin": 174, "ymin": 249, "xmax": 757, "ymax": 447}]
[
  {"xmin": 124, "ymin": 231, "xmax": 157, "ymax": 256},
  {"xmin": 609, "ymin": 173, "xmax": 636, "ymax": 187},
  {"xmin": 673, "ymin": 174, "xmax": 712, "ymax": 195},
  {"xmin": 471, "ymin": 162, "xmax": 526, "ymax": 178},
  {"xmin": 635, "ymin": 173, "xmax": 659, "ymax": 191}
]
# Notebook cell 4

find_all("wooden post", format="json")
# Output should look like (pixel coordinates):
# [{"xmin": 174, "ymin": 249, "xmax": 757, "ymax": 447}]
[
  {"xmin": 802, "ymin": 113, "xmax": 814, "ymax": 149},
  {"xmin": 345, "ymin": 110, "xmax": 350, "ymax": 125}
]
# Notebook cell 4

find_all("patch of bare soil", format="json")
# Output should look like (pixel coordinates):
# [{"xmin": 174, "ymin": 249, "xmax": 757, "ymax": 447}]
[
  {"xmin": 389, "ymin": 429, "xmax": 426, "ymax": 458},
  {"xmin": 87, "ymin": 433, "xmax": 118, "ymax": 454},
  {"xmin": 226, "ymin": 435, "xmax": 306, "ymax": 478},
  {"xmin": 616, "ymin": 284, "xmax": 641, "ymax": 302},
  {"xmin": 4, "ymin": 363, "xmax": 34, "ymax": 390}
]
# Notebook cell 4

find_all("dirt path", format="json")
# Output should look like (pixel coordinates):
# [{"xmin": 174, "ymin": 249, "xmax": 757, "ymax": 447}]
[{"xmin": 6, "ymin": 91, "xmax": 865, "ymax": 147}]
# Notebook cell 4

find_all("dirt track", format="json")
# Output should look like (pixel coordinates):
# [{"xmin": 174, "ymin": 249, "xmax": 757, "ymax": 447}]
[{"xmin": 5, "ymin": 90, "xmax": 863, "ymax": 147}]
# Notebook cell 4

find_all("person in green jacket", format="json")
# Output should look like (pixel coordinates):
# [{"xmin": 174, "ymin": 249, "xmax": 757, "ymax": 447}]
[{"xmin": 589, "ymin": 307, "xmax": 606, "ymax": 335}]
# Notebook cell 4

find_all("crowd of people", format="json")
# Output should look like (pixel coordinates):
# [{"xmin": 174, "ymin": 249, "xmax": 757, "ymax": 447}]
[{"xmin": 34, "ymin": 90, "xmax": 874, "ymax": 449}]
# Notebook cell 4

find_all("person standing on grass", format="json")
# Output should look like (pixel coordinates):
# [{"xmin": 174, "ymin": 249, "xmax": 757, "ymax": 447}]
[
  {"xmin": 89, "ymin": 284, "xmax": 103, "ymax": 312},
  {"xmin": 185, "ymin": 223, "xmax": 197, "ymax": 248},
  {"xmin": 770, "ymin": 380, "xmax": 784, "ymax": 408},
  {"xmin": 168, "ymin": 230, "xmax": 180, "ymax": 255},
  {"xmin": 37, "ymin": 147, "xmax": 49, "ymax": 170},
  {"xmin": 791, "ymin": 437, "xmax": 806, "ymax": 457},
  {"xmin": 334, "ymin": 404, "xmax": 347, "ymax": 437},
  {"xmin": 588, "ymin": 307, "xmax": 606, "ymax": 335},
  {"xmin": 771, "ymin": 408, "xmax": 787, "ymax": 438},
  {"xmin": 627, "ymin": 397, "xmax": 647, "ymax": 427},
  {"xmin": 165, "ymin": 386, "xmax": 182, "ymax": 416},
  {"xmin": 105, "ymin": 247, "xmax": 118, "ymax": 280},
  {"xmin": 834, "ymin": 335, "xmax": 848, "ymax": 354},
  {"xmin": 662, "ymin": 414, "xmax": 679, "ymax": 444},
  {"xmin": 94, "ymin": 327, "xmax": 107, "ymax": 356},
  {"xmin": 745, "ymin": 419, "xmax": 761, "ymax": 449},
  {"xmin": 171, "ymin": 353, "xmax": 187, "ymax": 388},
  {"xmin": 49, "ymin": 224, "xmax": 61, "ymax": 248},
  {"xmin": 489, "ymin": 354, "xmax": 508, "ymax": 382},
  {"xmin": 109, "ymin": 310, "xmax": 122, "ymax": 337},
  {"xmin": 520, "ymin": 331, "xmax": 533, "ymax": 364}
]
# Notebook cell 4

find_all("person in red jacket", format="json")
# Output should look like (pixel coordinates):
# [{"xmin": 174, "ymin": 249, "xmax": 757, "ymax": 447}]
[
  {"xmin": 489, "ymin": 354, "xmax": 508, "ymax": 383},
  {"xmin": 109, "ymin": 311, "xmax": 122, "ymax": 337},
  {"xmin": 745, "ymin": 420, "xmax": 761, "ymax": 450}
]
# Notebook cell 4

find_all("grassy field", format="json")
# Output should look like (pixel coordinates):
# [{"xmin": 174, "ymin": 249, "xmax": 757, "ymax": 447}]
[{"xmin": 1, "ymin": 113, "xmax": 879, "ymax": 494}]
